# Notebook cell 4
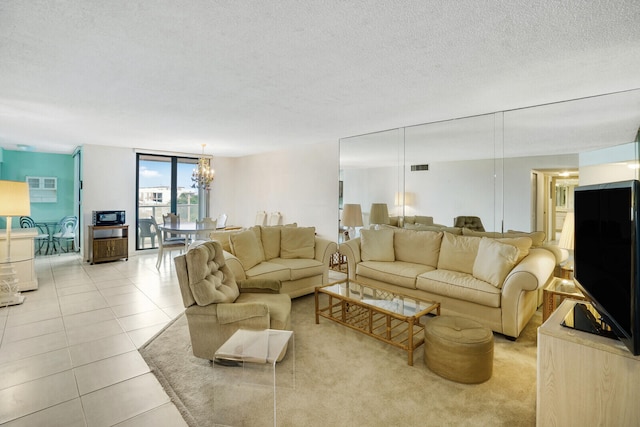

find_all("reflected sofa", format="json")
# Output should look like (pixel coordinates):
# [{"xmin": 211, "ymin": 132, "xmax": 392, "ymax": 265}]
[
  {"xmin": 217, "ymin": 225, "xmax": 338, "ymax": 298},
  {"xmin": 339, "ymin": 228, "xmax": 556, "ymax": 339}
]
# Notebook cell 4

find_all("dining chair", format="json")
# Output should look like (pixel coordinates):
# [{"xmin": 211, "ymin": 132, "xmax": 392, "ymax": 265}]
[
  {"xmin": 19, "ymin": 216, "xmax": 50, "ymax": 255},
  {"xmin": 151, "ymin": 216, "xmax": 186, "ymax": 269},
  {"xmin": 216, "ymin": 213, "xmax": 228, "ymax": 229},
  {"xmin": 255, "ymin": 211, "xmax": 267, "ymax": 226},
  {"xmin": 195, "ymin": 217, "xmax": 217, "ymax": 240},
  {"xmin": 163, "ymin": 213, "xmax": 181, "ymax": 239},
  {"xmin": 52, "ymin": 215, "xmax": 78, "ymax": 253},
  {"xmin": 137, "ymin": 217, "xmax": 157, "ymax": 248},
  {"xmin": 268, "ymin": 211, "xmax": 282, "ymax": 226}
]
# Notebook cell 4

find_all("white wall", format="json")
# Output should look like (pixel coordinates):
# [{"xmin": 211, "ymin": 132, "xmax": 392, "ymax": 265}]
[
  {"xmin": 231, "ymin": 141, "xmax": 339, "ymax": 240},
  {"xmin": 81, "ymin": 141, "xmax": 340, "ymax": 257}
]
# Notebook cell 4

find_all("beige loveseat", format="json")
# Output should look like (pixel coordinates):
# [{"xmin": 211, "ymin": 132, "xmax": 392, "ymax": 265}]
[
  {"xmin": 218, "ymin": 225, "xmax": 338, "ymax": 298},
  {"xmin": 339, "ymin": 228, "xmax": 556, "ymax": 339}
]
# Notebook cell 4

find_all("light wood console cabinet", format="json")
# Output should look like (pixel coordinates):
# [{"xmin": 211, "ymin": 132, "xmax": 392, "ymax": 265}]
[
  {"xmin": 88, "ymin": 225, "xmax": 128, "ymax": 264},
  {"xmin": 537, "ymin": 299, "xmax": 640, "ymax": 426}
]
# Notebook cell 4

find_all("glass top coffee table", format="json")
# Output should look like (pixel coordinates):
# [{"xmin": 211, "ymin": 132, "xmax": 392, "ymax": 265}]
[{"xmin": 315, "ymin": 279, "xmax": 440, "ymax": 365}]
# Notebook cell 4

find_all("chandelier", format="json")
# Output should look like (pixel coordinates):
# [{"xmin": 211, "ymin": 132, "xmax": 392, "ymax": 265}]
[{"xmin": 191, "ymin": 144, "xmax": 215, "ymax": 190}]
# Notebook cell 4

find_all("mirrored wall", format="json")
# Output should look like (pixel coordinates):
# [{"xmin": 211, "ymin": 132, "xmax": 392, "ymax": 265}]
[{"xmin": 339, "ymin": 89, "xmax": 640, "ymax": 242}]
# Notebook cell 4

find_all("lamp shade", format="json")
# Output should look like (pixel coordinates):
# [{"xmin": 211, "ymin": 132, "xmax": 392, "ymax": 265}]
[
  {"xmin": 369, "ymin": 203, "xmax": 390, "ymax": 225},
  {"xmin": 0, "ymin": 181, "xmax": 31, "ymax": 217},
  {"xmin": 342, "ymin": 204, "xmax": 363, "ymax": 227},
  {"xmin": 558, "ymin": 211, "xmax": 574, "ymax": 250}
]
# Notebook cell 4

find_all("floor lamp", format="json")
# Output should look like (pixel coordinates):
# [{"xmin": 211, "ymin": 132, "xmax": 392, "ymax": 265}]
[
  {"xmin": 0, "ymin": 180, "xmax": 31, "ymax": 306},
  {"xmin": 558, "ymin": 211, "xmax": 575, "ymax": 280}
]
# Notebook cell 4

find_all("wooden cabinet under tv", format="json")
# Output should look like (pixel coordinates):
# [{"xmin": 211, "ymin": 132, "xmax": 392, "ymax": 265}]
[
  {"xmin": 88, "ymin": 225, "xmax": 128, "ymax": 264},
  {"xmin": 537, "ymin": 299, "xmax": 640, "ymax": 426}
]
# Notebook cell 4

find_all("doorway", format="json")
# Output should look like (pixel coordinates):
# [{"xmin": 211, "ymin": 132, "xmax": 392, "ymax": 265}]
[{"xmin": 533, "ymin": 169, "xmax": 579, "ymax": 242}]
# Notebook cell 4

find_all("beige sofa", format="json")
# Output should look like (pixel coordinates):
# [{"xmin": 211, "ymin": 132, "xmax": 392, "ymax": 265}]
[
  {"xmin": 217, "ymin": 225, "xmax": 338, "ymax": 298},
  {"xmin": 339, "ymin": 228, "xmax": 556, "ymax": 339}
]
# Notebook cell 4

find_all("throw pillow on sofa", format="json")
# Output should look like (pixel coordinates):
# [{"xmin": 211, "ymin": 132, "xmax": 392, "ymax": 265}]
[
  {"xmin": 472, "ymin": 237, "xmax": 519, "ymax": 288},
  {"xmin": 229, "ymin": 227, "xmax": 265, "ymax": 270},
  {"xmin": 261, "ymin": 226, "xmax": 282, "ymax": 260},
  {"xmin": 496, "ymin": 236, "xmax": 532, "ymax": 262},
  {"xmin": 437, "ymin": 232, "xmax": 481, "ymax": 274},
  {"xmin": 393, "ymin": 228, "xmax": 442, "ymax": 266},
  {"xmin": 281, "ymin": 227, "xmax": 315, "ymax": 259},
  {"xmin": 361, "ymin": 228, "xmax": 395, "ymax": 261}
]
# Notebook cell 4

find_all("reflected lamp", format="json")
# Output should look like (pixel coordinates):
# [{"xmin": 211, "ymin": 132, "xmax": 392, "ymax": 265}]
[{"xmin": 341, "ymin": 204, "xmax": 363, "ymax": 240}]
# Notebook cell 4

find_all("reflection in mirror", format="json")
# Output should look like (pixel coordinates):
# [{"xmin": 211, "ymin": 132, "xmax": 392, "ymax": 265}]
[
  {"xmin": 339, "ymin": 128, "xmax": 403, "ymax": 240},
  {"xmin": 339, "ymin": 88, "xmax": 640, "ymax": 243},
  {"xmin": 404, "ymin": 113, "xmax": 499, "ymax": 231}
]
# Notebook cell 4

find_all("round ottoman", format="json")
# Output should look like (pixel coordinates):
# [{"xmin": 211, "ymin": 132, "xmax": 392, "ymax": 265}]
[{"xmin": 424, "ymin": 316, "xmax": 494, "ymax": 384}]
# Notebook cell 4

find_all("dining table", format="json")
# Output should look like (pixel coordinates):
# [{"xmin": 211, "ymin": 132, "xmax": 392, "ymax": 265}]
[
  {"xmin": 158, "ymin": 222, "xmax": 222, "ymax": 251},
  {"xmin": 34, "ymin": 220, "xmax": 61, "ymax": 255}
]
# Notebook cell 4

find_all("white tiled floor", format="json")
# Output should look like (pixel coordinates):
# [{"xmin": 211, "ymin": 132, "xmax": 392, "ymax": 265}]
[{"xmin": 0, "ymin": 252, "xmax": 189, "ymax": 426}]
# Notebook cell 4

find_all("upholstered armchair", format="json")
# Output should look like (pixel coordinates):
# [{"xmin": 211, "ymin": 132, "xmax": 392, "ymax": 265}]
[
  {"xmin": 174, "ymin": 240, "xmax": 292, "ymax": 361},
  {"xmin": 454, "ymin": 216, "xmax": 485, "ymax": 232}
]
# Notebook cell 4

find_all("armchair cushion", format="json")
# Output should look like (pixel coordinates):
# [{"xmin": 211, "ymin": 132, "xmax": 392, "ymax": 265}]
[
  {"xmin": 186, "ymin": 241, "xmax": 240, "ymax": 305},
  {"xmin": 238, "ymin": 278, "xmax": 282, "ymax": 293},
  {"xmin": 281, "ymin": 227, "xmax": 315, "ymax": 259},
  {"xmin": 230, "ymin": 228, "xmax": 265, "ymax": 270},
  {"xmin": 216, "ymin": 302, "xmax": 269, "ymax": 325}
]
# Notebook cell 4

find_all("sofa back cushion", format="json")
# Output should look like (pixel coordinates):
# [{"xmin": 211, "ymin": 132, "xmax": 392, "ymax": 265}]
[
  {"xmin": 437, "ymin": 232, "xmax": 481, "ymax": 274},
  {"xmin": 229, "ymin": 227, "xmax": 265, "ymax": 270},
  {"xmin": 281, "ymin": 226, "xmax": 315, "ymax": 259},
  {"xmin": 393, "ymin": 229, "xmax": 442, "ymax": 267},
  {"xmin": 472, "ymin": 237, "xmax": 519, "ymax": 288},
  {"xmin": 463, "ymin": 227, "xmax": 545, "ymax": 247},
  {"xmin": 496, "ymin": 237, "xmax": 533, "ymax": 262},
  {"xmin": 185, "ymin": 241, "xmax": 239, "ymax": 305},
  {"xmin": 361, "ymin": 229, "xmax": 395, "ymax": 261},
  {"xmin": 261, "ymin": 226, "xmax": 282, "ymax": 260},
  {"xmin": 405, "ymin": 223, "xmax": 463, "ymax": 235}
]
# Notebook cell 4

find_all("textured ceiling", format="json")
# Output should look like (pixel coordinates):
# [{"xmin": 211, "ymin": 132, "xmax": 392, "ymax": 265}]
[{"xmin": 1, "ymin": 1, "xmax": 640, "ymax": 157}]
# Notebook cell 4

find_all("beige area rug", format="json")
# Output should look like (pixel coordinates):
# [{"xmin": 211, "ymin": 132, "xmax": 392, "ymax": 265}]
[{"xmin": 140, "ymin": 295, "xmax": 540, "ymax": 427}]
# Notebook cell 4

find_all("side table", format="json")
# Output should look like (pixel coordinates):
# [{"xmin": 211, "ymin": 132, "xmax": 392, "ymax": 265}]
[{"xmin": 542, "ymin": 277, "xmax": 587, "ymax": 322}]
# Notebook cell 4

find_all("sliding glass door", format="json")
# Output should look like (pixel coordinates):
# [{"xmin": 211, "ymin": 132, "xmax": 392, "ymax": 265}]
[{"xmin": 136, "ymin": 153, "xmax": 202, "ymax": 250}]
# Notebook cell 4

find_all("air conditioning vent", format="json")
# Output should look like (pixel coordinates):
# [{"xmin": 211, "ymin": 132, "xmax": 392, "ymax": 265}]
[{"xmin": 411, "ymin": 164, "xmax": 429, "ymax": 171}]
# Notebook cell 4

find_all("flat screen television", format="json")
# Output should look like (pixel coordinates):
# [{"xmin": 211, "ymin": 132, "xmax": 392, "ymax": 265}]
[{"xmin": 573, "ymin": 179, "xmax": 640, "ymax": 355}]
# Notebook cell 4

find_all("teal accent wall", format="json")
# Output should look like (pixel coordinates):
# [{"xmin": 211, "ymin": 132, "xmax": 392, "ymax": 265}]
[{"xmin": 0, "ymin": 149, "xmax": 74, "ymax": 228}]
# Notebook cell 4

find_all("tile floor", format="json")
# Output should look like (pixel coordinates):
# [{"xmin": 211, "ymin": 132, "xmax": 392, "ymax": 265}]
[{"xmin": 0, "ymin": 252, "xmax": 189, "ymax": 426}]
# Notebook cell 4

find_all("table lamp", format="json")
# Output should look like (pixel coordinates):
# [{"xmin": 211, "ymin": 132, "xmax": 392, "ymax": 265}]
[
  {"xmin": 369, "ymin": 203, "xmax": 390, "ymax": 229},
  {"xmin": 558, "ymin": 211, "xmax": 575, "ymax": 280},
  {"xmin": 0, "ymin": 180, "xmax": 31, "ymax": 305},
  {"xmin": 341, "ymin": 204, "xmax": 363, "ymax": 240}
]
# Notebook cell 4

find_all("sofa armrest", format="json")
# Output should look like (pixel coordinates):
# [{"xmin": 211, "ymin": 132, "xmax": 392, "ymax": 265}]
[
  {"xmin": 339, "ymin": 238, "xmax": 361, "ymax": 280},
  {"xmin": 501, "ymin": 248, "xmax": 556, "ymax": 337},
  {"xmin": 238, "ymin": 279, "xmax": 282, "ymax": 294},
  {"xmin": 223, "ymin": 250, "xmax": 247, "ymax": 281},
  {"xmin": 314, "ymin": 236, "xmax": 338, "ymax": 283},
  {"xmin": 216, "ymin": 302, "xmax": 270, "ymax": 325}
]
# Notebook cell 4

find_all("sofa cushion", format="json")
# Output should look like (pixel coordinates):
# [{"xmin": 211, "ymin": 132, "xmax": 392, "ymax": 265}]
[
  {"xmin": 463, "ymin": 228, "xmax": 545, "ymax": 247},
  {"xmin": 357, "ymin": 261, "xmax": 434, "ymax": 289},
  {"xmin": 230, "ymin": 227, "xmax": 265, "ymax": 270},
  {"xmin": 437, "ymin": 232, "xmax": 481, "ymax": 274},
  {"xmin": 393, "ymin": 229, "xmax": 442, "ymax": 267},
  {"xmin": 416, "ymin": 269, "xmax": 501, "ymax": 308},
  {"xmin": 361, "ymin": 229, "xmax": 395, "ymax": 261},
  {"xmin": 281, "ymin": 227, "xmax": 315, "ymax": 259},
  {"xmin": 270, "ymin": 258, "xmax": 325, "ymax": 280},
  {"xmin": 472, "ymin": 237, "xmax": 519, "ymax": 288},
  {"xmin": 244, "ymin": 261, "xmax": 291, "ymax": 282},
  {"xmin": 496, "ymin": 237, "xmax": 532, "ymax": 262},
  {"xmin": 261, "ymin": 226, "xmax": 282, "ymax": 260},
  {"xmin": 185, "ymin": 241, "xmax": 239, "ymax": 305}
]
